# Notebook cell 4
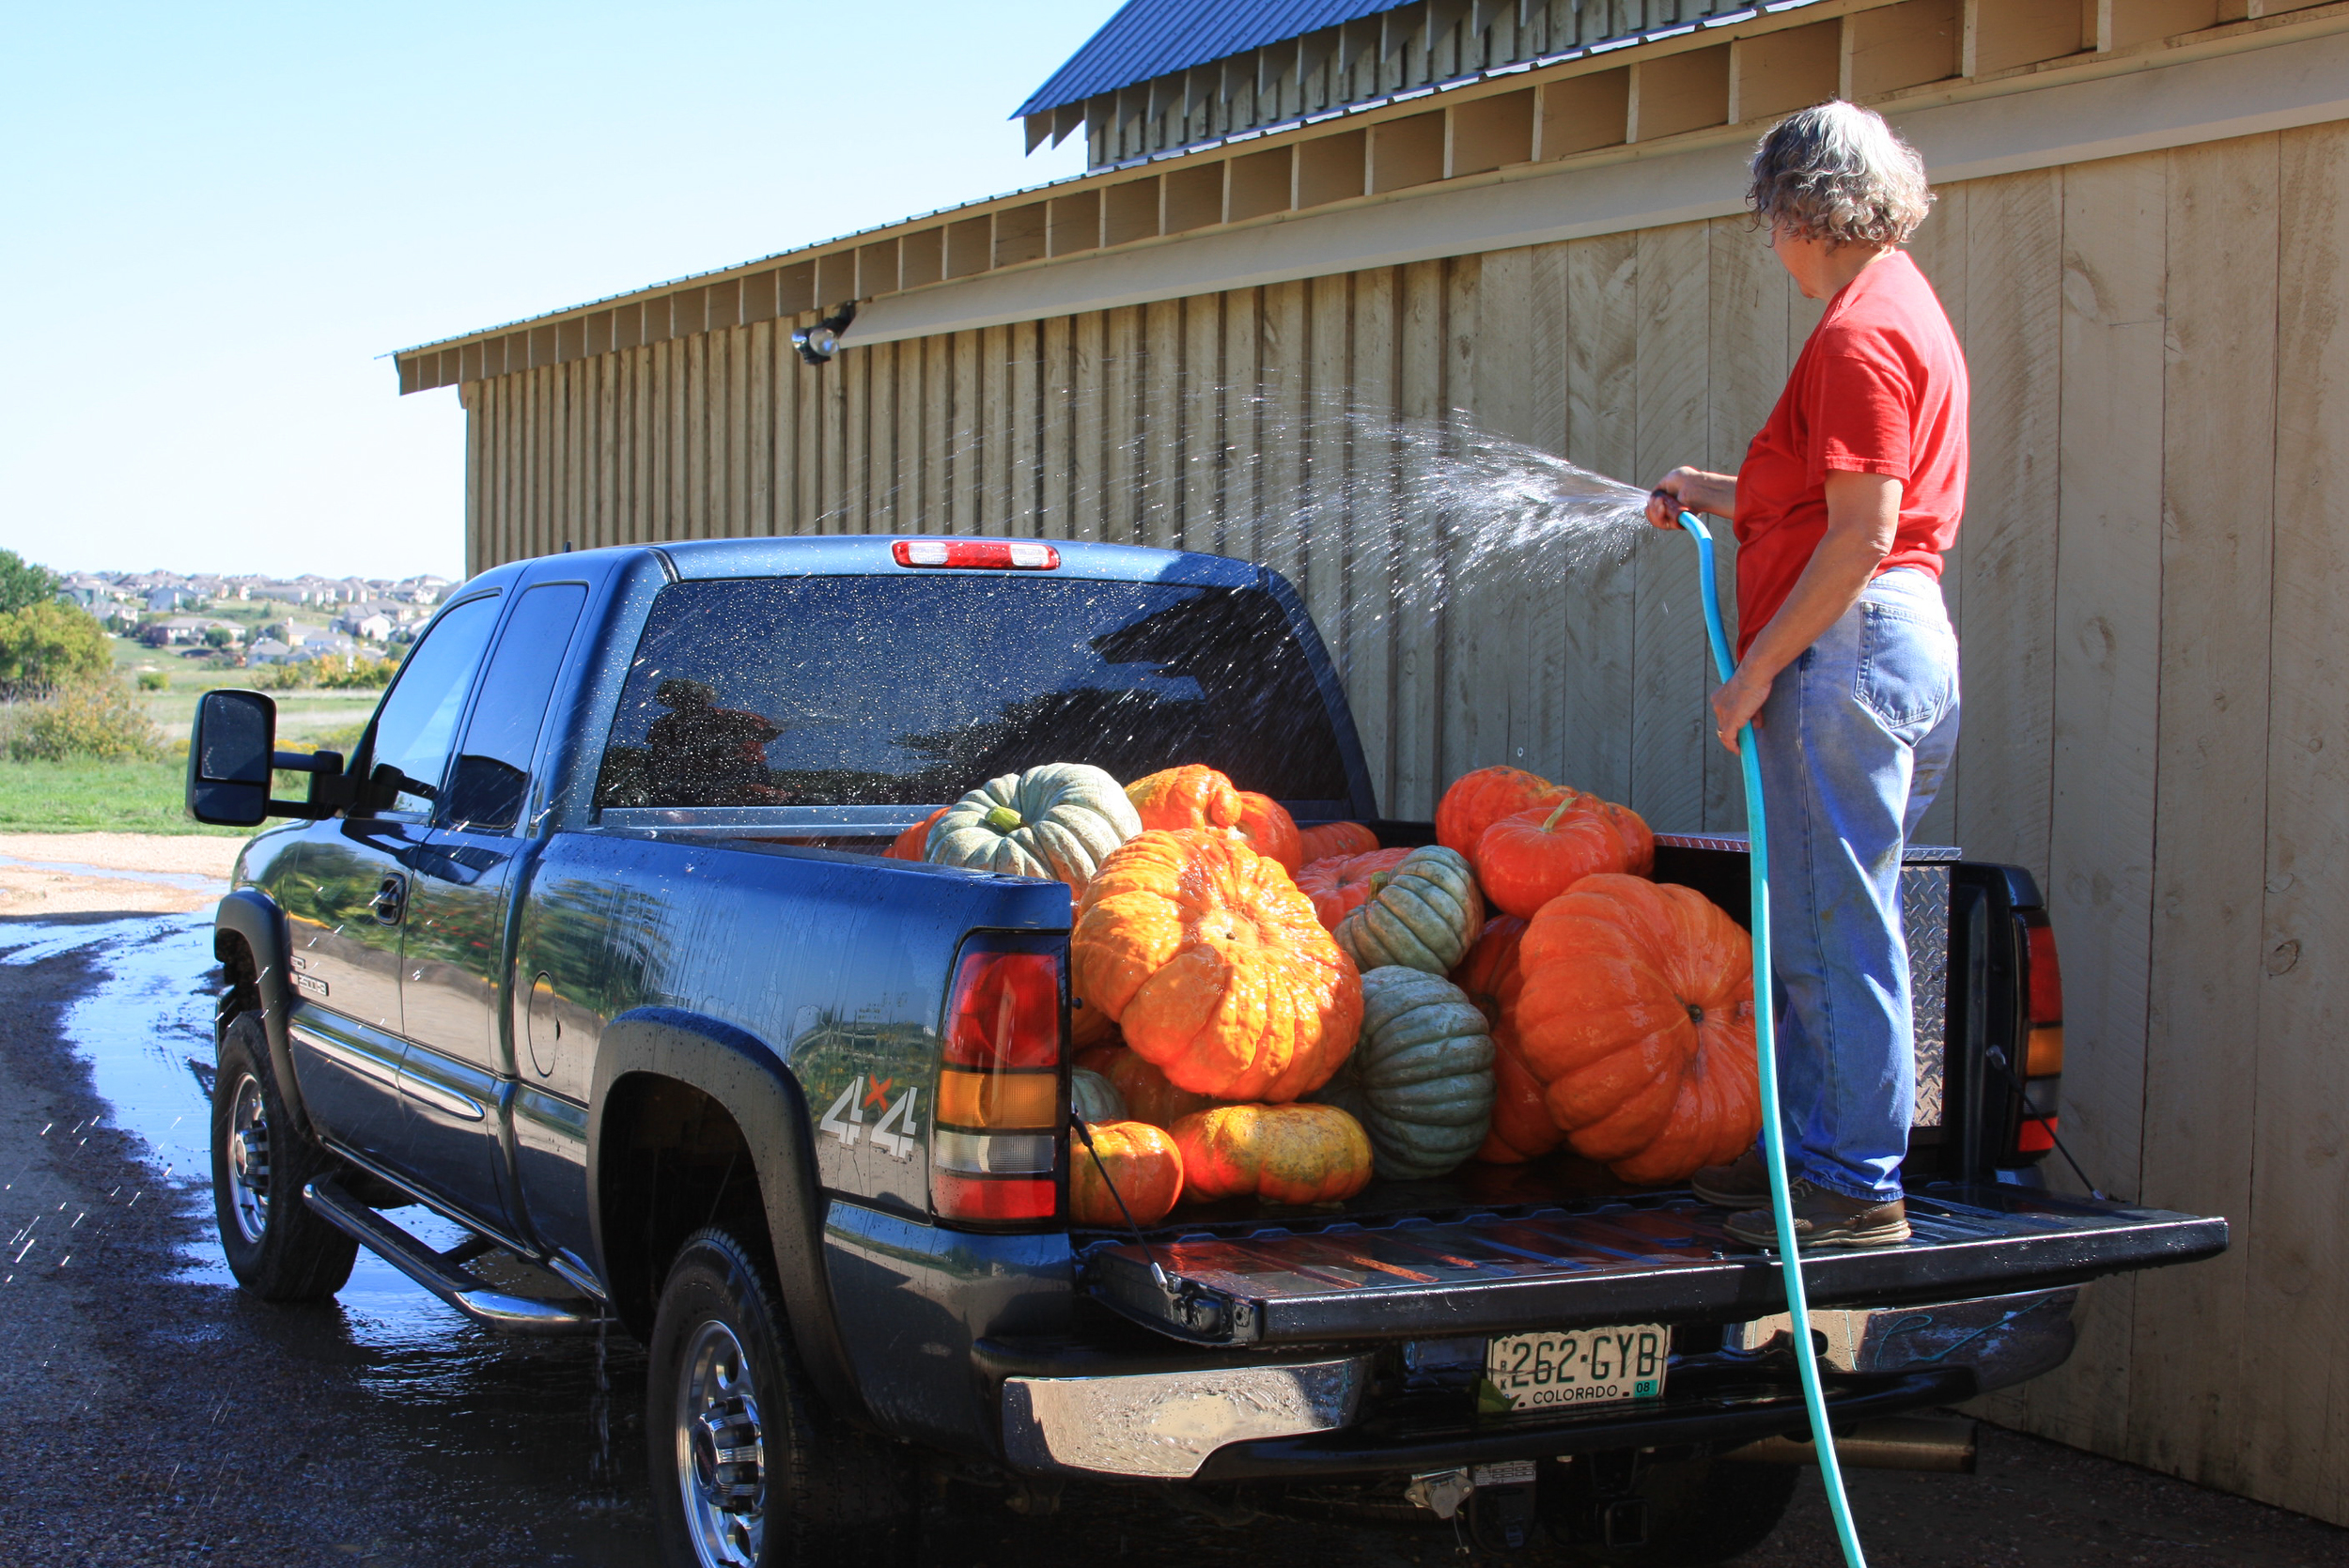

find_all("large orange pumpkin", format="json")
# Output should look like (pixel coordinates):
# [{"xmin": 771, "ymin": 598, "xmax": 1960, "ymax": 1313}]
[
  {"xmin": 1083, "ymin": 1045, "xmax": 1220, "ymax": 1129},
  {"xmin": 1514, "ymin": 875, "xmax": 1760, "ymax": 1184},
  {"xmin": 1127, "ymin": 765, "xmax": 1244, "ymax": 832},
  {"xmin": 1170, "ymin": 1103, "xmax": 1374, "ymax": 1205},
  {"xmin": 1298, "ymin": 821, "xmax": 1379, "ymax": 863},
  {"xmin": 884, "ymin": 807, "xmax": 949, "ymax": 861},
  {"xmin": 1451, "ymin": 916, "xmax": 1563, "ymax": 1164},
  {"xmin": 1436, "ymin": 767, "xmax": 1571, "ymax": 857},
  {"xmin": 1475, "ymin": 795, "xmax": 1656, "ymax": 918},
  {"xmin": 1070, "ymin": 1119, "xmax": 1186, "ymax": 1226},
  {"xmin": 1295, "ymin": 846, "xmax": 1413, "ymax": 931},
  {"xmin": 1236, "ymin": 791, "xmax": 1303, "ymax": 872},
  {"xmin": 1071, "ymin": 830, "xmax": 1363, "ymax": 1101}
]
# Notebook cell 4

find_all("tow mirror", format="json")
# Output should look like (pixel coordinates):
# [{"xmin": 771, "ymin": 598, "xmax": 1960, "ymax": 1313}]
[{"xmin": 185, "ymin": 690, "xmax": 356, "ymax": 827}]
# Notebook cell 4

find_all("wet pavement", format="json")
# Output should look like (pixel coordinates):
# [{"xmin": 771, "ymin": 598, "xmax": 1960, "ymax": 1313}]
[{"xmin": 3, "ymin": 899, "xmax": 2346, "ymax": 1567}]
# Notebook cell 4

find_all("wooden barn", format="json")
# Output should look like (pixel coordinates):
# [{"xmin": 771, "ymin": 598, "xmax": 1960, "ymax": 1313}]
[{"xmin": 392, "ymin": 0, "xmax": 2349, "ymax": 1526}]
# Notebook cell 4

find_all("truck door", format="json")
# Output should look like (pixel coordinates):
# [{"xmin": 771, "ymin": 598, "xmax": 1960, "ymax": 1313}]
[
  {"xmin": 401, "ymin": 582, "xmax": 589, "ymax": 1232},
  {"xmin": 284, "ymin": 593, "xmax": 503, "ymax": 1170}
]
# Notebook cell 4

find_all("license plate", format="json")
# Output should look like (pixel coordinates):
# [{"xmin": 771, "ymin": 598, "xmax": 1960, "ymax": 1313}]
[{"xmin": 1478, "ymin": 1325, "xmax": 1670, "ymax": 1416}]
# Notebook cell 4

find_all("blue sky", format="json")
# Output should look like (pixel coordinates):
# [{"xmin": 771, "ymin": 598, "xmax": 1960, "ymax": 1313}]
[{"xmin": 0, "ymin": 2, "xmax": 1111, "ymax": 581}]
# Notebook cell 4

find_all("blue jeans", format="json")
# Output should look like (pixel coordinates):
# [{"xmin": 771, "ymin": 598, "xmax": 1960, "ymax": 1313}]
[{"xmin": 1752, "ymin": 567, "xmax": 1959, "ymax": 1203}]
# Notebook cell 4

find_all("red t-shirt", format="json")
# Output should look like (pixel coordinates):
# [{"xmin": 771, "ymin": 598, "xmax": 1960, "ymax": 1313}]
[{"xmin": 1733, "ymin": 251, "xmax": 1968, "ymax": 659}]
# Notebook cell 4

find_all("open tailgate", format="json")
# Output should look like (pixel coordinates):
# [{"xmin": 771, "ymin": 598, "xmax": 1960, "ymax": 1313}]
[{"xmin": 1081, "ymin": 1184, "xmax": 2226, "ymax": 1346}]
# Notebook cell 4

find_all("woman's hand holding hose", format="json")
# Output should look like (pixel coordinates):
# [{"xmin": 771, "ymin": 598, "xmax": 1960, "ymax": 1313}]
[{"xmin": 1644, "ymin": 467, "xmax": 1736, "ymax": 529}]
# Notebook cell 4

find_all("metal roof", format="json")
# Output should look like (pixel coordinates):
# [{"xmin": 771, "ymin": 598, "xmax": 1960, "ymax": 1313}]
[{"xmin": 1013, "ymin": 0, "xmax": 1419, "ymax": 119}]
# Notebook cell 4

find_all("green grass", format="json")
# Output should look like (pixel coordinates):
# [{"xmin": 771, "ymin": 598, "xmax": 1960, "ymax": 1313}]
[{"xmin": 0, "ymin": 758, "xmax": 251, "ymax": 835}]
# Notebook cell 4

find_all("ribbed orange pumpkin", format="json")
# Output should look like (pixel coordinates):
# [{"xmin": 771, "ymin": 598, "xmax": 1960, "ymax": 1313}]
[
  {"xmin": 1236, "ymin": 792, "xmax": 1303, "ymax": 872},
  {"xmin": 1081, "ymin": 1045, "xmax": 1221, "ymax": 1129},
  {"xmin": 1071, "ymin": 830, "xmax": 1363, "ymax": 1101},
  {"xmin": 1295, "ymin": 847, "xmax": 1413, "ymax": 931},
  {"xmin": 1514, "ymin": 875, "xmax": 1760, "ymax": 1184},
  {"xmin": 884, "ymin": 807, "xmax": 949, "ymax": 861},
  {"xmin": 1451, "ymin": 916, "xmax": 1564, "ymax": 1164},
  {"xmin": 1298, "ymin": 821, "xmax": 1379, "ymax": 863},
  {"xmin": 1171, "ymin": 1103, "xmax": 1374, "ymax": 1205},
  {"xmin": 1070, "ymin": 1120, "xmax": 1185, "ymax": 1226},
  {"xmin": 1127, "ymin": 765, "xmax": 1245, "ymax": 832},
  {"xmin": 1475, "ymin": 795, "xmax": 1657, "ymax": 918},
  {"xmin": 1436, "ymin": 767, "xmax": 1571, "ymax": 857}
]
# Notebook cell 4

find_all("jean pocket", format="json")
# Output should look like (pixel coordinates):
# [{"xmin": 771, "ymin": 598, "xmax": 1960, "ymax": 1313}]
[{"xmin": 1854, "ymin": 605, "xmax": 1957, "ymax": 733}]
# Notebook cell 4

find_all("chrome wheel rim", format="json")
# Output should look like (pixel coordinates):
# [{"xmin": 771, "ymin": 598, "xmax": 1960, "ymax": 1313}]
[
  {"xmin": 677, "ymin": 1318, "xmax": 765, "ymax": 1568},
  {"xmin": 225, "ymin": 1072, "xmax": 271, "ymax": 1245}
]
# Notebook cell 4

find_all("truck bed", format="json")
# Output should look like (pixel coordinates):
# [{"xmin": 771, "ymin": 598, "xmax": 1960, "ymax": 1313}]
[{"xmin": 1081, "ymin": 1183, "xmax": 2224, "ymax": 1346}]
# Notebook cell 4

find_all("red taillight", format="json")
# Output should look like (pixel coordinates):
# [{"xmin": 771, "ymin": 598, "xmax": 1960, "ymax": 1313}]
[
  {"xmin": 2024, "ymin": 919, "xmax": 2063, "ymax": 1026},
  {"xmin": 932, "ymin": 942, "xmax": 1065, "ymax": 1227},
  {"xmin": 892, "ymin": 538, "xmax": 1060, "ymax": 571},
  {"xmin": 2017, "ymin": 1117, "xmax": 2059, "ymax": 1154},
  {"xmin": 944, "ymin": 951, "xmax": 1060, "ymax": 1069}
]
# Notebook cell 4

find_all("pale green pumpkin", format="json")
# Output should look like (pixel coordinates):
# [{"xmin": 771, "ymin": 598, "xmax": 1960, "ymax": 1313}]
[
  {"xmin": 1070, "ymin": 1067, "xmax": 1128, "ymax": 1126},
  {"xmin": 1333, "ymin": 845, "xmax": 1485, "ymax": 975},
  {"xmin": 926, "ymin": 763, "xmax": 1143, "ymax": 893},
  {"xmin": 1312, "ymin": 966, "xmax": 1496, "ymax": 1179}
]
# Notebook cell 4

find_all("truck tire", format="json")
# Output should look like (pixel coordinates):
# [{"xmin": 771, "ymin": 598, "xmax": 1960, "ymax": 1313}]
[
  {"xmin": 1563, "ymin": 1455, "xmax": 1797, "ymax": 1567},
  {"xmin": 647, "ymin": 1225, "xmax": 914, "ymax": 1568},
  {"xmin": 210, "ymin": 1012, "xmax": 358, "ymax": 1301}
]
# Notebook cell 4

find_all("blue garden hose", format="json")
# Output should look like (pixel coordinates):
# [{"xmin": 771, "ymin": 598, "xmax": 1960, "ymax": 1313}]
[{"xmin": 1677, "ymin": 510, "xmax": 1868, "ymax": 1568}]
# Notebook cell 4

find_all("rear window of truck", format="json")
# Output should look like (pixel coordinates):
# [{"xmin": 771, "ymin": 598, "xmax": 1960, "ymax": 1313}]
[{"xmin": 592, "ymin": 575, "xmax": 1351, "ymax": 810}]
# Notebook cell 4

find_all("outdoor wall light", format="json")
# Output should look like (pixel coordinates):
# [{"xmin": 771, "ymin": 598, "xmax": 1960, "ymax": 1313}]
[{"xmin": 793, "ymin": 302, "xmax": 858, "ymax": 365}]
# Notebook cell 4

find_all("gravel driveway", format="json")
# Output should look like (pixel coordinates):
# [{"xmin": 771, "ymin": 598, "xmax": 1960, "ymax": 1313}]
[{"xmin": 1, "ymin": 897, "xmax": 2341, "ymax": 1568}]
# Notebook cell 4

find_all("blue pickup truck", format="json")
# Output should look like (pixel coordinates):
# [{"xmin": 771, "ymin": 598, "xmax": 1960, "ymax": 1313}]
[{"xmin": 187, "ymin": 536, "xmax": 2223, "ymax": 1568}]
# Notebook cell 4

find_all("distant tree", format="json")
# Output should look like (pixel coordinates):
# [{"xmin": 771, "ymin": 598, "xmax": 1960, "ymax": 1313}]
[
  {"xmin": 0, "ymin": 551, "xmax": 59, "ymax": 615},
  {"xmin": 203, "ymin": 626, "xmax": 236, "ymax": 648},
  {"xmin": 0, "ymin": 601, "xmax": 113, "ymax": 696}
]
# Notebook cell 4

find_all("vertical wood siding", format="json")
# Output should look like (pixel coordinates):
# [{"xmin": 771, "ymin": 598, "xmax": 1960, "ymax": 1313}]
[{"xmin": 460, "ymin": 124, "xmax": 2349, "ymax": 1525}]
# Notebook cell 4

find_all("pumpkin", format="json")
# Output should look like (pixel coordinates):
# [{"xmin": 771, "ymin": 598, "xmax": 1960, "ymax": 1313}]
[
  {"xmin": 1071, "ymin": 1067, "xmax": 1128, "ymax": 1126},
  {"xmin": 1333, "ymin": 846, "xmax": 1485, "ymax": 977},
  {"xmin": 1170, "ymin": 1103, "xmax": 1374, "ymax": 1205},
  {"xmin": 1312, "ymin": 968, "xmax": 1495, "ymax": 1179},
  {"xmin": 1514, "ymin": 875, "xmax": 1760, "ymax": 1184},
  {"xmin": 1084, "ymin": 1045, "xmax": 1220, "ymax": 1130},
  {"xmin": 1236, "ymin": 791, "xmax": 1303, "ymax": 872},
  {"xmin": 1475, "ymin": 794, "xmax": 1657, "ymax": 918},
  {"xmin": 1296, "ymin": 846, "xmax": 1413, "ymax": 931},
  {"xmin": 1452, "ymin": 916, "xmax": 1563, "ymax": 1164},
  {"xmin": 926, "ymin": 763, "xmax": 1143, "ymax": 894},
  {"xmin": 1126, "ymin": 765, "xmax": 1244, "ymax": 832},
  {"xmin": 884, "ymin": 807, "xmax": 949, "ymax": 862},
  {"xmin": 1435, "ymin": 767, "xmax": 1570, "ymax": 857},
  {"xmin": 1070, "ymin": 1120, "xmax": 1185, "ymax": 1227},
  {"xmin": 1071, "ymin": 830, "xmax": 1362, "ymax": 1101},
  {"xmin": 1298, "ymin": 821, "xmax": 1380, "ymax": 864}
]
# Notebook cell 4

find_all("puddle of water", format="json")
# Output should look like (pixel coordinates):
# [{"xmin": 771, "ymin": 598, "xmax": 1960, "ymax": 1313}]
[
  {"xmin": 0, "ymin": 914, "xmax": 658, "ymax": 1561},
  {"xmin": 0, "ymin": 853, "xmax": 231, "ymax": 896}
]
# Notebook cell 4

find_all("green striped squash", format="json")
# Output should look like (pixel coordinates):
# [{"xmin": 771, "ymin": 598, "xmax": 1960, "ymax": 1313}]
[
  {"xmin": 1333, "ymin": 845, "xmax": 1485, "ymax": 975},
  {"xmin": 1313, "ymin": 967, "xmax": 1496, "ymax": 1179}
]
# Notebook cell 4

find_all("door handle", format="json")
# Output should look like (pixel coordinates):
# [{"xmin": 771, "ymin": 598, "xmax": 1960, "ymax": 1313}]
[{"xmin": 371, "ymin": 873, "xmax": 408, "ymax": 926}]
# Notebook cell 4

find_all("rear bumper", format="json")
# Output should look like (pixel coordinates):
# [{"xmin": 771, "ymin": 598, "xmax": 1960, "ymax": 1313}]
[
  {"xmin": 988, "ymin": 1284, "xmax": 2076, "ymax": 1481},
  {"xmin": 1192, "ymin": 1366, "xmax": 1975, "ymax": 1481}
]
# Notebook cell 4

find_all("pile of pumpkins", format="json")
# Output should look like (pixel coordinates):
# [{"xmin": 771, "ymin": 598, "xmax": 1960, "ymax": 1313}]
[{"xmin": 892, "ymin": 760, "xmax": 1761, "ymax": 1227}]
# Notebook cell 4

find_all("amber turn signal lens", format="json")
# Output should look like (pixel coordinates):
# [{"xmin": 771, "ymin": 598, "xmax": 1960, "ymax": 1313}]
[
  {"xmin": 2025, "ymin": 1024, "xmax": 2065, "ymax": 1077},
  {"xmin": 935, "ymin": 1067, "xmax": 1058, "ymax": 1131}
]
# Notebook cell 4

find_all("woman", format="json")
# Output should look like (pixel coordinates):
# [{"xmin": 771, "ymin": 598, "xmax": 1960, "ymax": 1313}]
[{"xmin": 1645, "ymin": 101, "xmax": 1964, "ymax": 1250}]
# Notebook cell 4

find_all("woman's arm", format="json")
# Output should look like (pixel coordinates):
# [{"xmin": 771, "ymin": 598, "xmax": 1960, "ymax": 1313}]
[
  {"xmin": 1708, "ymin": 470, "xmax": 1903, "ymax": 750},
  {"xmin": 1643, "ymin": 466, "xmax": 1737, "ymax": 527}
]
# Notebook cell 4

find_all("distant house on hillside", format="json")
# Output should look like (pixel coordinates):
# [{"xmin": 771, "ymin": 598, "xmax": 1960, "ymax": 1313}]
[{"xmin": 245, "ymin": 638, "xmax": 293, "ymax": 664}]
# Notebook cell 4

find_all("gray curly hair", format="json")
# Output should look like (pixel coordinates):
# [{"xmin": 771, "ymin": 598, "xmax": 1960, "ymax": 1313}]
[{"xmin": 1749, "ymin": 101, "xmax": 1934, "ymax": 247}]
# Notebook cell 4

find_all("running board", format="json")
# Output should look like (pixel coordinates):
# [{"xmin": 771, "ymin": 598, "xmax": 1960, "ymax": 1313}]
[{"xmin": 303, "ymin": 1178, "xmax": 604, "ymax": 1336}]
